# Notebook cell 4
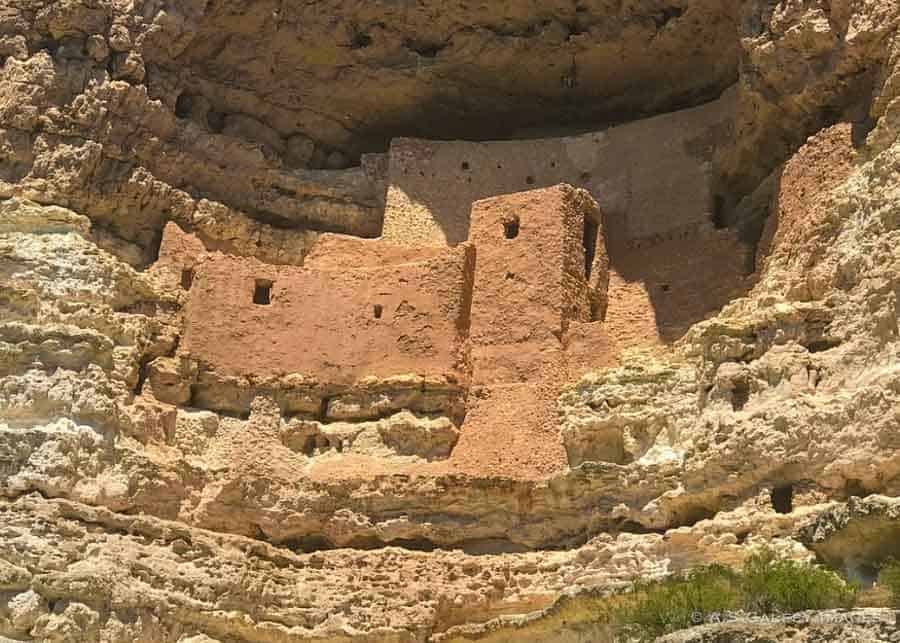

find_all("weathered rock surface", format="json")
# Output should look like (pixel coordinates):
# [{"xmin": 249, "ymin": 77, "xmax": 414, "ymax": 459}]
[
  {"xmin": 2, "ymin": 0, "xmax": 900, "ymax": 641},
  {"xmin": 659, "ymin": 609, "xmax": 900, "ymax": 643}
]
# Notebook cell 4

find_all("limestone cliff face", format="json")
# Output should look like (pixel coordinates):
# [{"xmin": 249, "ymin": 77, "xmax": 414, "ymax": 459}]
[{"xmin": 2, "ymin": 1, "xmax": 900, "ymax": 642}]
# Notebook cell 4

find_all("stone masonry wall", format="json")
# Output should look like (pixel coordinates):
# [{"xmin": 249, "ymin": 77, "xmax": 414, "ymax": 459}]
[
  {"xmin": 467, "ymin": 184, "xmax": 604, "ymax": 385},
  {"xmin": 382, "ymin": 91, "xmax": 732, "ymax": 247},
  {"xmin": 157, "ymin": 223, "xmax": 474, "ymax": 401},
  {"xmin": 447, "ymin": 185, "xmax": 605, "ymax": 478}
]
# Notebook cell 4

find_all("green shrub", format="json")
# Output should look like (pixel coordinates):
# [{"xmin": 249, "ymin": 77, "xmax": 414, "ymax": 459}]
[
  {"xmin": 741, "ymin": 548, "xmax": 858, "ymax": 614},
  {"xmin": 878, "ymin": 559, "xmax": 900, "ymax": 606},
  {"xmin": 610, "ymin": 549, "xmax": 858, "ymax": 642},
  {"xmin": 612, "ymin": 565, "xmax": 742, "ymax": 641}
]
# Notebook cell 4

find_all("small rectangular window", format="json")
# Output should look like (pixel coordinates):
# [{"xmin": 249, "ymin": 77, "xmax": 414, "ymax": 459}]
[
  {"xmin": 180, "ymin": 268, "xmax": 194, "ymax": 290},
  {"xmin": 583, "ymin": 216, "xmax": 599, "ymax": 278},
  {"xmin": 254, "ymin": 279, "xmax": 273, "ymax": 305}
]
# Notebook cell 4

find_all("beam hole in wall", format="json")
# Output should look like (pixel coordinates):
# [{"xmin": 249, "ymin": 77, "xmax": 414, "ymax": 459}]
[
  {"xmin": 525, "ymin": 176, "xmax": 535, "ymax": 185},
  {"xmin": 461, "ymin": 161, "xmax": 470, "ymax": 171},
  {"xmin": 583, "ymin": 216, "xmax": 599, "ymax": 279},
  {"xmin": 771, "ymin": 484, "xmax": 794, "ymax": 514},
  {"xmin": 253, "ymin": 279, "xmax": 273, "ymax": 305},
  {"xmin": 180, "ymin": 268, "xmax": 194, "ymax": 290},
  {"xmin": 373, "ymin": 304, "xmax": 383, "ymax": 319},
  {"xmin": 504, "ymin": 218, "xmax": 520, "ymax": 239},
  {"xmin": 659, "ymin": 283, "xmax": 671, "ymax": 293},
  {"xmin": 580, "ymin": 171, "xmax": 591, "ymax": 182}
]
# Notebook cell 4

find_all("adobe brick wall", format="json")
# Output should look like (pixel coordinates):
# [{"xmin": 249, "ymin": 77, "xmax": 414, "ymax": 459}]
[
  {"xmin": 467, "ymin": 185, "xmax": 605, "ymax": 385},
  {"xmin": 609, "ymin": 229, "xmax": 752, "ymax": 343},
  {"xmin": 447, "ymin": 382, "xmax": 568, "ymax": 478},
  {"xmin": 563, "ymin": 228, "xmax": 754, "ymax": 368},
  {"xmin": 382, "ymin": 91, "xmax": 732, "ymax": 247},
  {"xmin": 303, "ymin": 232, "xmax": 449, "ymax": 269},
  {"xmin": 158, "ymin": 222, "xmax": 452, "ymax": 274},
  {"xmin": 153, "ymin": 181, "xmax": 750, "ymax": 477},
  {"xmin": 165, "ymin": 227, "xmax": 474, "ymax": 388},
  {"xmin": 157, "ymin": 221, "xmax": 207, "ymax": 269},
  {"xmin": 443, "ymin": 185, "xmax": 604, "ymax": 478}
]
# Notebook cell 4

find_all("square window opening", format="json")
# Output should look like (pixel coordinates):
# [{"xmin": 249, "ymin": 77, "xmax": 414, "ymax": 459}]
[{"xmin": 254, "ymin": 279, "xmax": 273, "ymax": 305}]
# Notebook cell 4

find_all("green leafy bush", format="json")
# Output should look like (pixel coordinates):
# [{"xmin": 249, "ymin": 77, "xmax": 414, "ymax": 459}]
[
  {"xmin": 612, "ymin": 565, "xmax": 742, "ymax": 641},
  {"xmin": 741, "ymin": 548, "xmax": 857, "ymax": 614},
  {"xmin": 878, "ymin": 559, "xmax": 900, "ymax": 606},
  {"xmin": 610, "ymin": 549, "xmax": 858, "ymax": 642}
]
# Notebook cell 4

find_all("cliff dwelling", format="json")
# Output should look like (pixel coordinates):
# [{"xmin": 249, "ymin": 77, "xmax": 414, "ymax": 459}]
[{"xmin": 144, "ymin": 93, "xmax": 755, "ymax": 479}]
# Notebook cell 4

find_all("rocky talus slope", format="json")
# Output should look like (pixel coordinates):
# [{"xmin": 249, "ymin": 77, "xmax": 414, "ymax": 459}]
[{"xmin": 2, "ymin": 1, "xmax": 900, "ymax": 641}]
